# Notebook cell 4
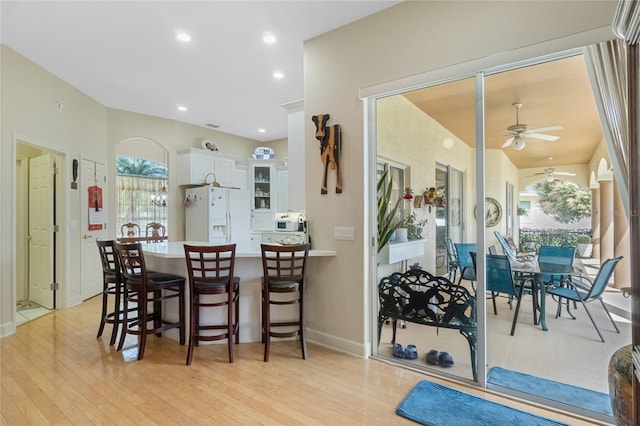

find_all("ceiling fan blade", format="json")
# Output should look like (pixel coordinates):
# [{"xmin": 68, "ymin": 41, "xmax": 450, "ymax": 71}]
[
  {"xmin": 501, "ymin": 137, "xmax": 514, "ymax": 148},
  {"xmin": 527, "ymin": 133, "xmax": 560, "ymax": 142},
  {"xmin": 527, "ymin": 125, "xmax": 563, "ymax": 133},
  {"xmin": 527, "ymin": 172, "xmax": 547, "ymax": 177},
  {"xmin": 553, "ymin": 171, "xmax": 576, "ymax": 176}
]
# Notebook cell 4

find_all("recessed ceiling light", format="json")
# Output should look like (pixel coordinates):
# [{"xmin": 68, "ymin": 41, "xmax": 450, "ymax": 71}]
[
  {"xmin": 262, "ymin": 32, "xmax": 277, "ymax": 44},
  {"xmin": 174, "ymin": 30, "xmax": 191, "ymax": 42},
  {"xmin": 176, "ymin": 104, "xmax": 188, "ymax": 112},
  {"xmin": 273, "ymin": 70, "xmax": 284, "ymax": 79},
  {"xmin": 258, "ymin": 128, "xmax": 266, "ymax": 133}
]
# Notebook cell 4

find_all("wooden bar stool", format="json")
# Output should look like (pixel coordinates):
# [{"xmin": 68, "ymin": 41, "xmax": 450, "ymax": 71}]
[
  {"xmin": 183, "ymin": 244, "xmax": 240, "ymax": 365},
  {"xmin": 114, "ymin": 242, "xmax": 186, "ymax": 360},
  {"xmin": 260, "ymin": 243, "xmax": 309, "ymax": 362},
  {"xmin": 96, "ymin": 239, "xmax": 122, "ymax": 345}
]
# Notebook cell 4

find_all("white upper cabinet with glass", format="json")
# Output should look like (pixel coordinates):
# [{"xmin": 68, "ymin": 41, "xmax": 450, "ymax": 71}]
[
  {"xmin": 177, "ymin": 148, "xmax": 235, "ymax": 187},
  {"xmin": 250, "ymin": 161, "xmax": 277, "ymax": 231}
]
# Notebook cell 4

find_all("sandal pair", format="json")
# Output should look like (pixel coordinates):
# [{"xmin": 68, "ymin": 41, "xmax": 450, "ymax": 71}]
[
  {"xmin": 393, "ymin": 343, "xmax": 418, "ymax": 360},
  {"xmin": 426, "ymin": 349, "xmax": 454, "ymax": 367}
]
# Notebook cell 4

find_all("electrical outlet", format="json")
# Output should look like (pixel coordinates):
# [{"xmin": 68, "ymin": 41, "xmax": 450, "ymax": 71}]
[{"xmin": 334, "ymin": 226, "xmax": 354, "ymax": 240}]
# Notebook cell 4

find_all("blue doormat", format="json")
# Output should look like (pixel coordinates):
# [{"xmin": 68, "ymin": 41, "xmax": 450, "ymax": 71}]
[
  {"xmin": 396, "ymin": 380, "xmax": 569, "ymax": 425},
  {"xmin": 488, "ymin": 367, "xmax": 612, "ymax": 417}
]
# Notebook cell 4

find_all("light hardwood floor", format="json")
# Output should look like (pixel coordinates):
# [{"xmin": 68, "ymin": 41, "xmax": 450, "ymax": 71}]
[{"xmin": 1, "ymin": 296, "xmax": 607, "ymax": 425}]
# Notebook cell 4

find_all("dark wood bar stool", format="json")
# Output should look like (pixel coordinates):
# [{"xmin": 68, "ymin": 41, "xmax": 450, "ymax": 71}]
[
  {"xmin": 260, "ymin": 243, "xmax": 309, "ymax": 362},
  {"xmin": 114, "ymin": 242, "xmax": 186, "ymax": 360},
  {"xmin": 183, "ymin": 244, "xmax": 240, "ymax": 365},
  {"xmin": 96, "ymin": 239, "xmax": 122, "ymax": 345}
]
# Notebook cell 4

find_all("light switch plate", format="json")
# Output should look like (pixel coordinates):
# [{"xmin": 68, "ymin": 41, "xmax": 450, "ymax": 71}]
[{"xmin": 334, "ymin": 226, "xmax": 354, "ymax": 240}]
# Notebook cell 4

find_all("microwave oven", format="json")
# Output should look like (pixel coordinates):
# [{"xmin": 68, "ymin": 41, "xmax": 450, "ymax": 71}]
[
  {"xmin": 275, "ymin": 211, "xmax": 305, "ymax": 232},
  {"xmin": 275, "ymin": 219, "xmax": 298, "ymax": 232}
]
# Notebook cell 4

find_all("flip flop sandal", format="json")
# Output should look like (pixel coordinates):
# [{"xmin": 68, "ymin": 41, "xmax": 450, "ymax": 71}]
[
  {"xmin": 426, "ymin": 349, "xmax": 440, "ymax": 365},
  {"xmin": 392, "ymin": 343, "xmax": 405, "ymax": 358},
  {"xmin": 439, "ymin": 352, "xmax": 454, "ymax": 368},
  {"xmin": 404, "ymin": 344, "xmax": 418, "ymax": 360}
]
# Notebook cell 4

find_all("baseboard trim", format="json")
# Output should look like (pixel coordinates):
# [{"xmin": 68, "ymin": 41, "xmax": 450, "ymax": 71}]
[{"xmin": 306, "ymin": 327, "xmax": 369, "ymax": 358}]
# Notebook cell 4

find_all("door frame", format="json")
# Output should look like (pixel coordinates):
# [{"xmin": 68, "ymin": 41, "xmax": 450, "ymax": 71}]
[{"xmin": 12, "ymin": 133, "xmax": 67, "ymax": 319}]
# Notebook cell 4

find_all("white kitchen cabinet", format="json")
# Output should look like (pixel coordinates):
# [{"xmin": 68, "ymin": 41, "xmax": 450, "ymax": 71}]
[
  {"xmin": 251, "ymin": 212, "xmax": 274, "ymax": 231},
  {"xmin": 234, "ymin": 164, "xmax": 248, "ymax": 190},
  {"xmin": 177, "ymin": 148, "xmax": 235, "ymax": 187},
  {"xmin": 250, "ymin": 161, "xmax": 276, "ymax": 213},
  {"xmin": 276, "ymin": 167, "xmax": 288, "ymax": 212}
]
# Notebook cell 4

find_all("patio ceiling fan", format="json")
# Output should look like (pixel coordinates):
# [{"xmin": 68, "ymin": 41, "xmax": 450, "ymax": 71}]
[
  {"xmin": 528, "ymin": 157, "xmax": 576, "ymax": 182},
  {"xmin": 501, "ymin": 103, "xmax": 563, "ymax": 151}
]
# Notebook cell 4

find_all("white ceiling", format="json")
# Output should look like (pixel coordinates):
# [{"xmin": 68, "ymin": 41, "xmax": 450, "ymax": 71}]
[{"xmin": 1, "ymin": 1, "xmax": 400, "ymax": 142}]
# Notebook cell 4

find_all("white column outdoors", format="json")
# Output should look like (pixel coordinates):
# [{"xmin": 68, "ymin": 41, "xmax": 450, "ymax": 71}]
[
  {"xmin": 599, "ymin": 179, "xmax": 615, "ymax": 266},
  {"xmin": 591, "ymin": 186, "xmax": 601, "ymax": 260}
]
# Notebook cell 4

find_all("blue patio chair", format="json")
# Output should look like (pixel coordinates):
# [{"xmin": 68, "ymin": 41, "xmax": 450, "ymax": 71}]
[
  {"xmin": 546, "ymin": 256, "xmax": 622, "ymax": 342},
  {"xmin": 444, "ymin": 238, "xmax": 459, "ymax": 281},
  {"xmin": 537, "ymin": 245, "xmax": 576, "ymax": 286},
  {"xmin": 493, "ymin": 231, "xmax": 534, "ymax": 262},
  {"xmin": 472, "ymin": 253, "xmax": 528, "ymax": 336},
  {"xmin": 454, "ymin": 243, "xmax": 477, "ymax": 288}
]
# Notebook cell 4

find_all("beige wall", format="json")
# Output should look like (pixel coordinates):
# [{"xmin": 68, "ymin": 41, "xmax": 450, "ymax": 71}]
[
  {"xmin": 0, "ymin": 45, "xmax": 272, "ymax": 334},
  {"xmin": 0, "ymin": 1, "xmax": 617, "ymax": 343},
  {"xmin": 303, "ymin": 1, "xmax": 615, "ymax": 355}
]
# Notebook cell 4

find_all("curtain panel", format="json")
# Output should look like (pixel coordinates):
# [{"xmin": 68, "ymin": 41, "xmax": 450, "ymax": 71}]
[{"xmin": 116, "ymin": 176, "xmax": 168, "ymax": 236}]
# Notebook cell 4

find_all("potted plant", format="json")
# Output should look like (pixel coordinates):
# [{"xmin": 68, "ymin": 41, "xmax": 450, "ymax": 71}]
[
  {"xmin": 402, "ymin": 211, "xmax": 428, "ymax": 240},
  {"xmin": 576, "ymin": 234, "xmax": 593, "ymax": 258},
  {"xmin": 377, "ymin": 170, "xmax": 403, "ymax": 253}
]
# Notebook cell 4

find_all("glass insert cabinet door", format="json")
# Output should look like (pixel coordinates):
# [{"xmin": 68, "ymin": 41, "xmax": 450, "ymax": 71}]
[{"xmin": 251, "ymin": 162, "xmax": 275, "ymax": 212}]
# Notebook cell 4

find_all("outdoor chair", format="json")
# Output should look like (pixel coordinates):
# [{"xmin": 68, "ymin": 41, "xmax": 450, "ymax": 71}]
[
  {"xmin": 537, "ymin": 245, "xmax": 576, "ymax": 286},
  {"xmin": 493, "ymin": 231, "xmax": 534, "ymax": 262},
  {"xmin": 472, "ymin": 253, "xmax": 530, "ymax": 336},
  {"xmin": 454, "ymin": 243, "xmax": 477, "ymax": 289},
  {"xmin": 546, "ymin": 256, "xmax": 622, "ymax": 342},
  {"xmin": 444, "ymin": 238, "xmax": 460, "ymax": 281}
]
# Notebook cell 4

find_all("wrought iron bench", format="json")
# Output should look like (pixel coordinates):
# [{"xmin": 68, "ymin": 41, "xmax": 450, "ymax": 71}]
[{"xmin": 378, "ymin": 269, "xmax": 477, "ymax": 381}]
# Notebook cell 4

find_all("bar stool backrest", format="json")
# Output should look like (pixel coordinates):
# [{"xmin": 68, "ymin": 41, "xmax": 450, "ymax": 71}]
[
  {"xmin": 184, "ymin": 244, "xmax": 236, "ymax": 283},
  {"xmin": 261, "ymin": 243, "xmax": 309, "ymax": 281}
]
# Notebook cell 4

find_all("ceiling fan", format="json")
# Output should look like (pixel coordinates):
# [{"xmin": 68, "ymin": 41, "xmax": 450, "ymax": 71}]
[
  {"xmin": 501, "ymin": 103, "xmax": 563, "ymax": 151},
  {"xmin": 528, "ymin": 157, "xmax": 576, "ymax": 182}
]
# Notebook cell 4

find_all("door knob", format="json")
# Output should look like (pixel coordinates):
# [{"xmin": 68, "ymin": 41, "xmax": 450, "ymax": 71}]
[{"xmin": 82, "ymin": 234, "xmax": 93, "ymax": 239}]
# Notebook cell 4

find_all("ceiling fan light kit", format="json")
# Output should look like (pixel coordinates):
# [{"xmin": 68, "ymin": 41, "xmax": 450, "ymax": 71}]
[
  {"xmin": 528, "ymin": 157, "xmax": 577, "ymax": 181},
  {"xmin": 501, "ymin": 102, "xmax": 562, "ymax": 151},
  {"xmin": 512, "ymin": 135, "xmax": 526, "ymax": 151}
]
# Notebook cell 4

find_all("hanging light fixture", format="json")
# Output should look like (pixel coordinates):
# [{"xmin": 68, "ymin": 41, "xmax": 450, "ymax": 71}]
[
  {"xmin": 151, "ymin": 185, "xmax": 168, "ymax": 207},
  {"xmin": 512, "ymin": 135, "xmax": 526, "ymax": 151}
]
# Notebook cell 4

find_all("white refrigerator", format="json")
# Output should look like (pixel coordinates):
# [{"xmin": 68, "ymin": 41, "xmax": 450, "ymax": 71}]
[{"xmin": 185, "ymin": 186, "xmax": 251, "ymax": 251}]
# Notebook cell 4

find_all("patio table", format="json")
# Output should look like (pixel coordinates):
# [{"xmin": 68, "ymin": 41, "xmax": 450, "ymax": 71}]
[{"xmin": 510, "ymin": 260, "xmax": 585, "ymax": 331}]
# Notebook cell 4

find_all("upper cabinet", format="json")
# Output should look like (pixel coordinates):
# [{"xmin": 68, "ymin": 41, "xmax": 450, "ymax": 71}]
[
  {"xmin": 250, "ymin": 161, "xmax": 276, "ymax": 212},
  {"xmin": 177, "ymin": 148, "xmax": 235, "ymax": 187}
]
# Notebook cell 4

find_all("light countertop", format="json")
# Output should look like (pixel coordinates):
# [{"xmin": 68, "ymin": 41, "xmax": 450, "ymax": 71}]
[{"xmin": 142, "ymin": 241, "xmax": 337, "ymax": 259}]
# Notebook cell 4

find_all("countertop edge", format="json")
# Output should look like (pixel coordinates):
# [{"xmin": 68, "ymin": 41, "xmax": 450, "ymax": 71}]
[{"xmin": 142, "ymin": 241, "xmax": 336, "ymax": 259}]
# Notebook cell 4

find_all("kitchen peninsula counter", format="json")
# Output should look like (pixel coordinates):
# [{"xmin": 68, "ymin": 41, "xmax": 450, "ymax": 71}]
[{"xmin": 142, "ymin": 241, "xmax": 336, "ymax": 344}]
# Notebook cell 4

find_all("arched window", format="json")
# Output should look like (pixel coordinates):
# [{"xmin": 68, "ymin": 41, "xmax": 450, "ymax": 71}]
[{"xmin": 115, "ymin": 156, "xmax": 168, "ymax": 239}]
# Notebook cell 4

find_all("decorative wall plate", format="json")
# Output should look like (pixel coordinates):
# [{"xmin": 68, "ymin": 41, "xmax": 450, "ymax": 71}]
[
  {"xmin": 252, "ymin": 146, "xmax": 275, "ymax": 159},
  {"xmin": 474, "ymin": 197, "xmax": 502, "ymax": 227},
  {"xmin": 201, "ymin": 139, "xmax": 219, "ymax": 152}
]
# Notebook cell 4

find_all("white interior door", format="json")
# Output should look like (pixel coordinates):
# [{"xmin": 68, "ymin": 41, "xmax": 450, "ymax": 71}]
[
  {"xmin": 80, "ymin": 158, "xmax": 107, "ymax": 300},
  {"xmin": 28, "ymin": 154, "xmax": 55, "ymax": 309}
]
